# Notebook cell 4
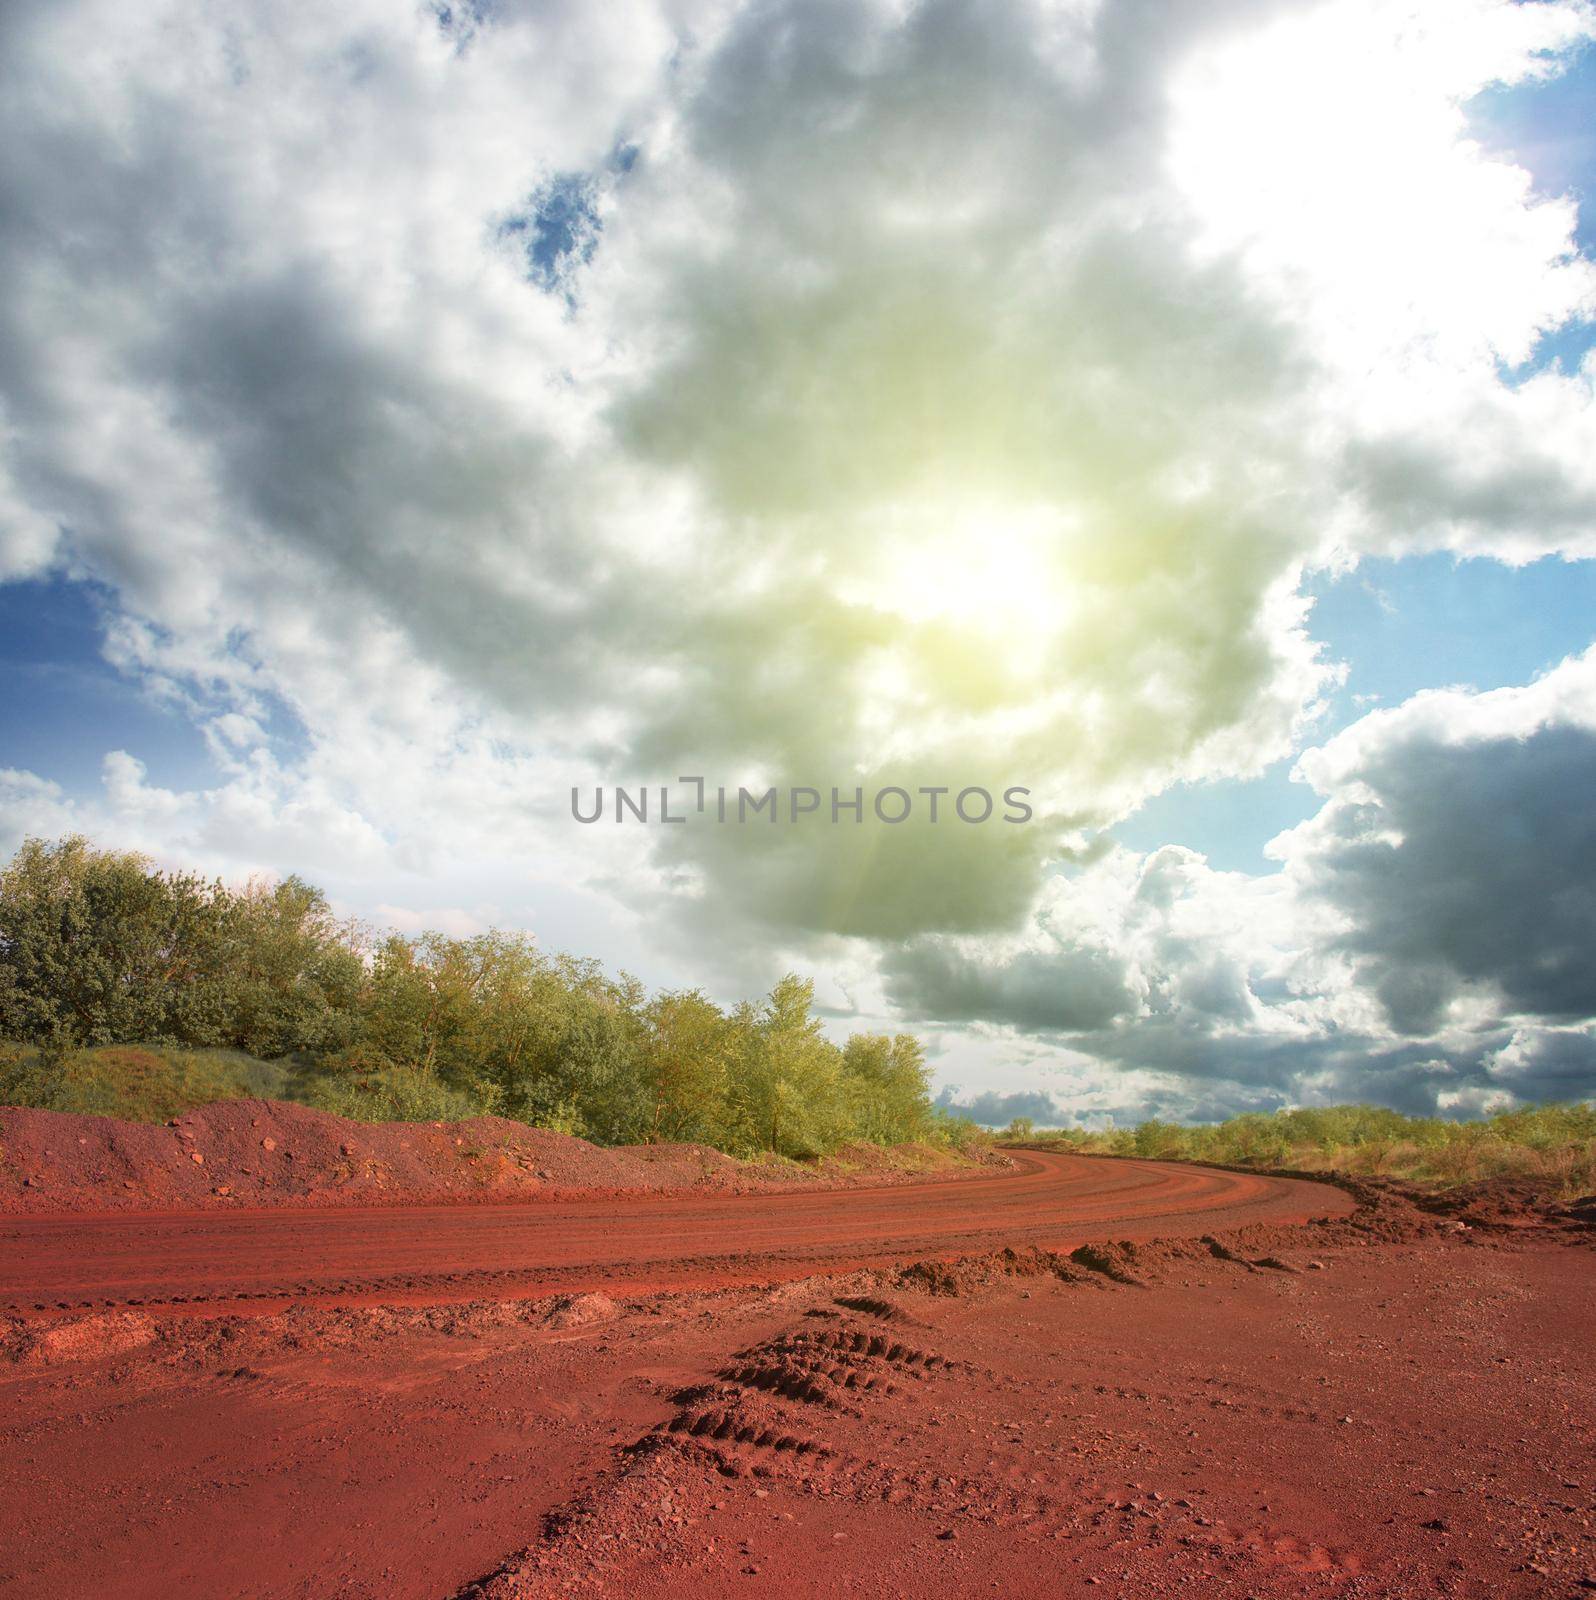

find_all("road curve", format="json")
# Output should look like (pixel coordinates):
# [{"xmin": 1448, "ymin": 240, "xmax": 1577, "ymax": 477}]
[{"xmin": 0, "ymin": 1151, "xmax": 1355, "ymax": 1318}]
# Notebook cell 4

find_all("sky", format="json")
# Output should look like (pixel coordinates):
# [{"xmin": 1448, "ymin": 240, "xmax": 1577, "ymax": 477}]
[{"xmin": 2, "ymin": 0, "xmax": 1595, "ymax": 1127}]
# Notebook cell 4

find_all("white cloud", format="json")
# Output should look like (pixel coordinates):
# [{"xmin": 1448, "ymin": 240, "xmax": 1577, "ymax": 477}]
[
  {"xmin": 892, "ymin": 648, "xmax": 1596, "ymax": 1113},
  {"xmin": 1, "ymin": 0, "xmax": 1594, "ymax": 1112}
]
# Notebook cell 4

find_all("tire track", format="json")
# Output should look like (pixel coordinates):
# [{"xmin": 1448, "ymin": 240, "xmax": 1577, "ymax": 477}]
[{"xmin": 0, "ymin": 1152, "xmax": 1354, "ymax": 1318}]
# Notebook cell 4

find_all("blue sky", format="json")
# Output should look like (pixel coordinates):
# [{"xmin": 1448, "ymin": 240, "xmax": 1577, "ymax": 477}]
[
  {"xmin": 0, "ymin": 578, "xmax": 214, "ymax": 794},
  {"xmin": 1116, "ymin": 553, "xmax": 1596, "ymax": 869},
  {"xmin": 1474, "ymin": 39, "xmax": 1596, "ymax": 374},
  {"xmin": 1114, "ymin": 49, "xmax": 1596, "ymax": 873}
]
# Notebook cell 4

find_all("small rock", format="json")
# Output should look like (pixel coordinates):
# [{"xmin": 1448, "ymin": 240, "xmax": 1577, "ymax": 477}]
[
  {"xmin": 190, "ymin": 1151, "xmax": 205, "ymax": 1164},
  {"xmin": 1306, "ymin": 1260, "xmax": 1326, "ymax": 1270},
  {"xmin": 936, "ymin": 1529, "xmax": 956, "ymax": 1541},
  {"xmin": 261, "ymin": 1137, "xmax": 276, "ymax": 1151}
]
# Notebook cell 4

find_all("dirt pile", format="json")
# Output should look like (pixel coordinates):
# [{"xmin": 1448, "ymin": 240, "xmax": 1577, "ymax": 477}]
[
  {"xmin": 0, "ymin": 1100, "xmax": 997, "ymax": 1214},
  {"xmin": 0, "ymin": 1308, "xmax": 158, "ymax": 1368}
]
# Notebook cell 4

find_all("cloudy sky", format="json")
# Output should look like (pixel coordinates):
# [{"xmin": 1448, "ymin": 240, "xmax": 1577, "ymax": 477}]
[{"xmin": 3, "ymin": 0, "xmax": 1596, "ymax": 1125}]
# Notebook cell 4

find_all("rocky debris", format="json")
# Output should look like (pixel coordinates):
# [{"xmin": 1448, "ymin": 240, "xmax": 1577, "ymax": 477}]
[
  {"xmin": 1069, "ymin": 1242, "xmax": 1150, "ymax": 1287},
  {"xmin": 1, "ymin": 1311, "xmax": 157, "ymax": 1367},
  {"xmin": 540, "ymin": 1294, "xmax": 618, "ymax": 1330}
]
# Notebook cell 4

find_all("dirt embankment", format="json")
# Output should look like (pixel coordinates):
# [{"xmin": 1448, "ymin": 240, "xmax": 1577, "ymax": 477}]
[{"xmin": 0, "ymin": 1100, "xmax": 996, "ymax": 1214}]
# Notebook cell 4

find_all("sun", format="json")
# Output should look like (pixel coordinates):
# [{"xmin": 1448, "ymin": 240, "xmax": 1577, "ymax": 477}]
[{"xmin": 842, "ymin": 500, "xmax": 1074, "ymax": 677}]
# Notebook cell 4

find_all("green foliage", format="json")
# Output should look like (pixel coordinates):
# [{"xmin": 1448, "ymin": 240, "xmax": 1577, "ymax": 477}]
[
  {"xmin": 300, "ymin": 1064, "xmax": 484, "ymax": 1123},
  {"xmin": 1007, "ymin": 1101, "xmax": 1596, "ymax": 1195},
  {"xmin": 0, "ymin": 837, "xmax": 946, "ymax": 1157},
  {"xmin": 0, "ymin": 837, "xmax": 362, "ymax": 1056},
  {"xmin": 7, "ymin": 1045, "xmax": 249, "ymax": 1121},
  {"xmin": 723, "ymin": 976, "xmax": 847, "ymax": 1158},
  {"xmin": 639, "ymin": 989, "xmax": 739, "ymax": 1143},
  {"xmin": 842, "ymin": 1032, "xmax": 933, "ymax": 1145},
  {"xmin": 227, "ymin": 877, "xmax": 366, "ymax": 1057},
  {"xmin": 928, "ymin": 1106, "xmax": 993, "ymax": 1155},
  {"xmin": 0, "ymin": 1041, "xmax": 60, "ymax": 1108}
]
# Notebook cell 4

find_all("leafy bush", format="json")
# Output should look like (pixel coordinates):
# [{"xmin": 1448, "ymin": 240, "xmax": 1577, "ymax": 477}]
[
  {"xmin": 929, "ymin": 1107, "xmax": 993, "ymax": 1155},
  {"xmin": 0, "ymin": 1041, "xmax": 62, "ymax": 1108},
  {"xmin": 54, "ymin": 1046, "xmax": 250, "ymax": 1121},
  {"xmin": 300, "ymin": 1065, "xmax": 485, "ymax": 1123}
]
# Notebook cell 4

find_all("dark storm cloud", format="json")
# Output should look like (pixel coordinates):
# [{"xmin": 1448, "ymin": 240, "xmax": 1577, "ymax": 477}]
[
  {"xmin": 1309, "ymin": 720, "xmax": 1596, "ymax": 1029},
  {"xmin": 882, "ymin": 939, "xmax": 1137, "ymax": 1032},
  {"xmin": 934, "ymin": 1086, "xmax": 1068, "ymax": 1128}
]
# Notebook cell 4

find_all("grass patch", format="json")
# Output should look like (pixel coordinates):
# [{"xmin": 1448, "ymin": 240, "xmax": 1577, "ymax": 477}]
[
  {"xmin": 297, "ymin": 1064, "xmax": 485, "ymax": 1123},
  {"xmin": 1003, "ymin": 1103, "xmax": 1596, "ymax": 1198},
  {"xmin": 0, "ymin": 1042, "xmax": 271, "ymax": 1122}
]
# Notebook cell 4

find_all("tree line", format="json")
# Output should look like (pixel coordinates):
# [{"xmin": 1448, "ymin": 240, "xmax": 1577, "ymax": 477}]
[{"xmin": 0, "ymin": 836, "xmax": 962, "ymax": 1156}]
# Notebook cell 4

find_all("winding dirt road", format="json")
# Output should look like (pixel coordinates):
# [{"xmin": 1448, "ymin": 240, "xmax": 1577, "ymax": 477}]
[
  {"xmin": 0, "ymin": 1151, "xmax": 1353, "ymax": 1317},
  {"xmin": 4, "ymin": 1159, "xmax": 1584, "ymax": 1599}
]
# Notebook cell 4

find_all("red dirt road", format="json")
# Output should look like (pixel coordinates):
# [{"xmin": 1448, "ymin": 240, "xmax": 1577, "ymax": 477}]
[
  {"xmin": 2, "ymin": 1175, "xmax": 1591, "ymax": 1599},
  {"xmin": 0, "ymin": 1151, "xmax": 1351, "ymax": 1317}
]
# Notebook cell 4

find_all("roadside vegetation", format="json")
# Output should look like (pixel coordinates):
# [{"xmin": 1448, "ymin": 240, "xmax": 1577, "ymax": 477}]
[
  {"xmin": 0, "ymin": 836, "xmax": 982, "ymax": 1159},
  {"xmin": 1000, "ymin": 1104, "xmax": 1596, "ymax": 1195}
]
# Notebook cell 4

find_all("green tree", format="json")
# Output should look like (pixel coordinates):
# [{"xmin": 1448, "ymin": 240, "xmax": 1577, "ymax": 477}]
[
  {"xmin": 1, "ymin": 837, "xmax": 949, "ymax": 1160},
  {"xmin": 841, "ymin": 1031, "xmax": 932, "ymax": 1144},
  {"xmin": 730, "ymin": 974, "xmax": 845, "ymax": 1157},
  {"xmin": 640, "ymin": 989, "xmax": 737, "ymax": 1143},
  {"xmin": 229, "ymin": 876, "xmax": 364, "ymax": 1056},
  {"xmin": 0, "ymin": 836, "xmax": 235, "ymax": 1048}
]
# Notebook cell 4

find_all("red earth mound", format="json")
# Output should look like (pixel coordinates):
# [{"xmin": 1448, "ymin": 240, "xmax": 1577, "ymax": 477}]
[{"xmin": 0, "ymin": 1100, "xmax": 992, "ymax": 1214}]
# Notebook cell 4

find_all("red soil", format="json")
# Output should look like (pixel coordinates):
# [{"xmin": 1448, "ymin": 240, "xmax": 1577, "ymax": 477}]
[
  {"xmin": 0, "ymin": 1149, "xmax": 1350, "ymax": 1317},
  {"xmin": 1, "ymin": 1153, "xmax": 1591, "ymax": 1598},
  {"xmin": 0, "ymin": 1099, "xmax": 986, "ymax": 1214}
]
